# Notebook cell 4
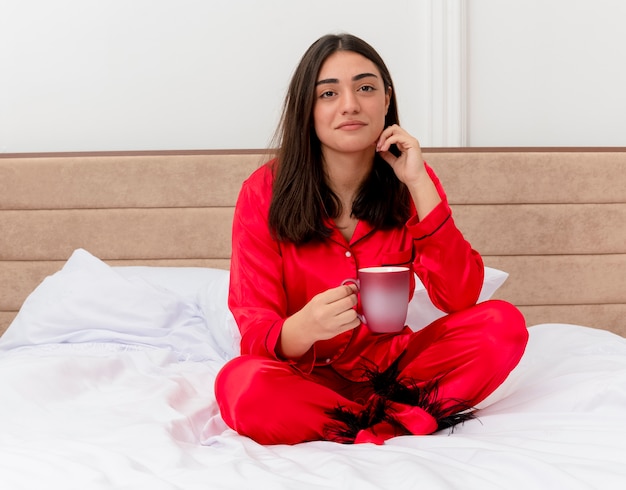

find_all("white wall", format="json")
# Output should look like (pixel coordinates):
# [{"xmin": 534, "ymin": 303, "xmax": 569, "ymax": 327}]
[
  {"xmin": 1, "ymin": 0, "xmax": 625, "ymax": 152},
  {"xmin": 467, "ymin": 0, "xmax": 626, "ymax": 147},
  {"xmin": 0, "ymin": 0, "xmax": 429, "ymax": 152}
]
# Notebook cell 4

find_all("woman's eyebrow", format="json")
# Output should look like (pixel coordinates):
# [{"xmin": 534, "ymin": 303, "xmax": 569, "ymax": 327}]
[{"xmin": 315, "ymin": 72, "xmax": 379, "ymax": 85}]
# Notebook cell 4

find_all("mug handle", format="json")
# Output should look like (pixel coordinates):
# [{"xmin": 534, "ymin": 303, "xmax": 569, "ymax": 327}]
[
  {"xmin": 340, "ymin": 278, "xmax": 366, "ymax": 325},
  {"xmin": 340, "ymin": 278, "xmax": 359, "ymax": 290}
]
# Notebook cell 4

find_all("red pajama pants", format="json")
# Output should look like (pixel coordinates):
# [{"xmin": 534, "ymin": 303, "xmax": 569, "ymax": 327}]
[{"xmin": 215, "ymin": 300, "xmax": 528, "ymax": 445}]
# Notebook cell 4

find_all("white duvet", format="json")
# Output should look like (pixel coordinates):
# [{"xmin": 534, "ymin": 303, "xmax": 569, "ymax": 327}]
[{"xmin": 1, "ymin": 250, "xmax": 625, "ymax": 489}]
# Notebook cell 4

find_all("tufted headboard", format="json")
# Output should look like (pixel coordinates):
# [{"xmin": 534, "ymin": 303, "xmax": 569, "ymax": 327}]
[{"xmin": 1, "ymin": 148, "xmax": 625, "ymax": 336}]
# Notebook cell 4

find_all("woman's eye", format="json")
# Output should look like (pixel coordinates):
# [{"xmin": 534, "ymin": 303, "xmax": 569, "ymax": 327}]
[
  {"xmin": 358, "ymin": 85, "xmax": 376, "ymax": 93},
  {"xmin": 319, "ymin": 90, "xmax": 335, "ymax": 99}
]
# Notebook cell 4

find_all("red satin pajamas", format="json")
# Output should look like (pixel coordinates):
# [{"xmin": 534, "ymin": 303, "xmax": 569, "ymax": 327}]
[{"xmin": 215, "ymin": 161, "xmax": 528, "ymax": 445}]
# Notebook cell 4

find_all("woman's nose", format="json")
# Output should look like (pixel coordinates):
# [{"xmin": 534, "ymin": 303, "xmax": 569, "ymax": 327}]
[{"xmin": 340, "ymin": 91, "xmax": 360, "ymax": 114}]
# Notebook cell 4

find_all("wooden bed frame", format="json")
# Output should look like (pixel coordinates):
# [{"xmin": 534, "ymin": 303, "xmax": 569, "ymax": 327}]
[{"xmin": 1, "ymin": 148, "xmax": 625, "ymax": 336}]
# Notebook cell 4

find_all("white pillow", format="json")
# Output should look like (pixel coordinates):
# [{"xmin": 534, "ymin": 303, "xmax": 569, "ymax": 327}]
[
  {"xmin": 406, "ymin": 266, "xmax": 509, "ymax": 331},
  {"xmin": 115, "ymin": 265, "xmax": 227, "ymax": 303},
  {"xmin": 194, "ymin": 271, "xmax": 241, "ymax": 360},
  {"xmin": 114, "ymin": 265, "xmax": 240, "ymax": 360},
  {"xmin": 0, "ymin": 249, "xmax": 225, "ymax": 361}
]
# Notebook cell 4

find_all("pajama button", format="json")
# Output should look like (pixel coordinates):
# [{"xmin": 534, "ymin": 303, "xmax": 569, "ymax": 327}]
[
  {"xmin": 325, "ymin": 358, "xmax": 331, "ymax": 364},
  {"xmin": 345, "ymin": 251, "xmax": 352, "ymax": 258}
]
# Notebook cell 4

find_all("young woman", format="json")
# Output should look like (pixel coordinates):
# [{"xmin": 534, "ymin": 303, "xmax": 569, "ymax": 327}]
[{"xmin": 215, "ymin": 33, "xmax": 528, "ymax": 445}]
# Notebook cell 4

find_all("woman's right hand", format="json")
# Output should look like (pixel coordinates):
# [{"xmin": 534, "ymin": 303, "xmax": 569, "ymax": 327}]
[{"xmin": 278, "ymin": 284, "xmax": 361, "ymax": 360}]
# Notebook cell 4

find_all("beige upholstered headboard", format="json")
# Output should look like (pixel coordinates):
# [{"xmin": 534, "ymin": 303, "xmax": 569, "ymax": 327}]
[{"xmin": 1, "ymin": 149, "xmax": 625, "ymax": 336}]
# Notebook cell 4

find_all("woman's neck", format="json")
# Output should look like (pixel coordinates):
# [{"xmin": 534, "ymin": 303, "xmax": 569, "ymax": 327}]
[
  {"xmin": 322, "ymin": 148, "xmax": 374, "ymax": 242},
  {"xmin": 323, "ymin": 148, "xmax": 374, "ymax": 200}
]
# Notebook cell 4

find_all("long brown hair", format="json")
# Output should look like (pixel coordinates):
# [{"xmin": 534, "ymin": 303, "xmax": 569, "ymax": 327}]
[{"xmin": 268, "ymin": 33, "xmax": 411, "ymax": 244}]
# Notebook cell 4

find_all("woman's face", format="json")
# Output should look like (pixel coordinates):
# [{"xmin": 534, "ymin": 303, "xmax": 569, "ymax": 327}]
[{"xmin": 313, "ymin": 50, "xmax": 390, "ymax": 159}]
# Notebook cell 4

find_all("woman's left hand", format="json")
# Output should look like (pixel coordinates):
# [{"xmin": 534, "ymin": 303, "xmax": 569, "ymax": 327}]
[
  {"xmin": 376, "ymin": 125, "xmax": 442, "ymax": 220},
  {"xmin": 376, "ymin": 125, "xmax": 428, "ymax": 186}
]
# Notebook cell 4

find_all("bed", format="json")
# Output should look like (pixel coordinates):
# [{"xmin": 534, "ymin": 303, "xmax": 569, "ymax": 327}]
[{"xmin": 1, "ymin": 148, "xmax": 625, "ymax": 489}]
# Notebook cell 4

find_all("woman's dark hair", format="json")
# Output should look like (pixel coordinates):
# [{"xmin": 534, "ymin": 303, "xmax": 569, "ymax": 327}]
[{"xmin": 268, "ymin": 33, "xmax": 412, "ymax": 244}]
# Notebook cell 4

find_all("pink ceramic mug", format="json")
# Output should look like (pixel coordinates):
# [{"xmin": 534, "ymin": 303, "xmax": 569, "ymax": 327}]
[{"xmin": 342, "ymin": 266, "xmax": 411, "ymax": 333}]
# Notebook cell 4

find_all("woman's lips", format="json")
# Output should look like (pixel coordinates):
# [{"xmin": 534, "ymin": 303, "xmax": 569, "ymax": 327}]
[{"xmin": 337, "ymin": 120, "xmax": 367, "ymax": 130}]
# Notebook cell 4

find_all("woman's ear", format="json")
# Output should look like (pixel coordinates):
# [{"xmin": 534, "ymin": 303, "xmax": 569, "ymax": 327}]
[{"xmin": 385, "ymin": 87, "xmax": 392, "ymax": 114}]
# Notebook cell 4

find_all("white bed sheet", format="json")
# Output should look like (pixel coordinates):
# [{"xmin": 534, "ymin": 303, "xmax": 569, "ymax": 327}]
[
  {"xmin": 1, "ymin": 324, "xmax": 625, "ymax": 489},
  {"xmin": 1, "ymin": 250, "xmax": 625, "ymax": 489}
]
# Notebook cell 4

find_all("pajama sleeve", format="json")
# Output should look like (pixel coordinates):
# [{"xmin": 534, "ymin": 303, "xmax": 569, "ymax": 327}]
[
  {"xmin": 407, "ymin": 164, "xmax": 485, "ymax": 313},
  {"xmin": 228, "ymin": 165, "xmax": 289, "ymax": 361}
]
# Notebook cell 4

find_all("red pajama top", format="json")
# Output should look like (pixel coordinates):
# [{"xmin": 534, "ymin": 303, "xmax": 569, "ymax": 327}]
[{"xmin": 228, "ymin": 160, "xmax": 484, "ymax": 375}]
